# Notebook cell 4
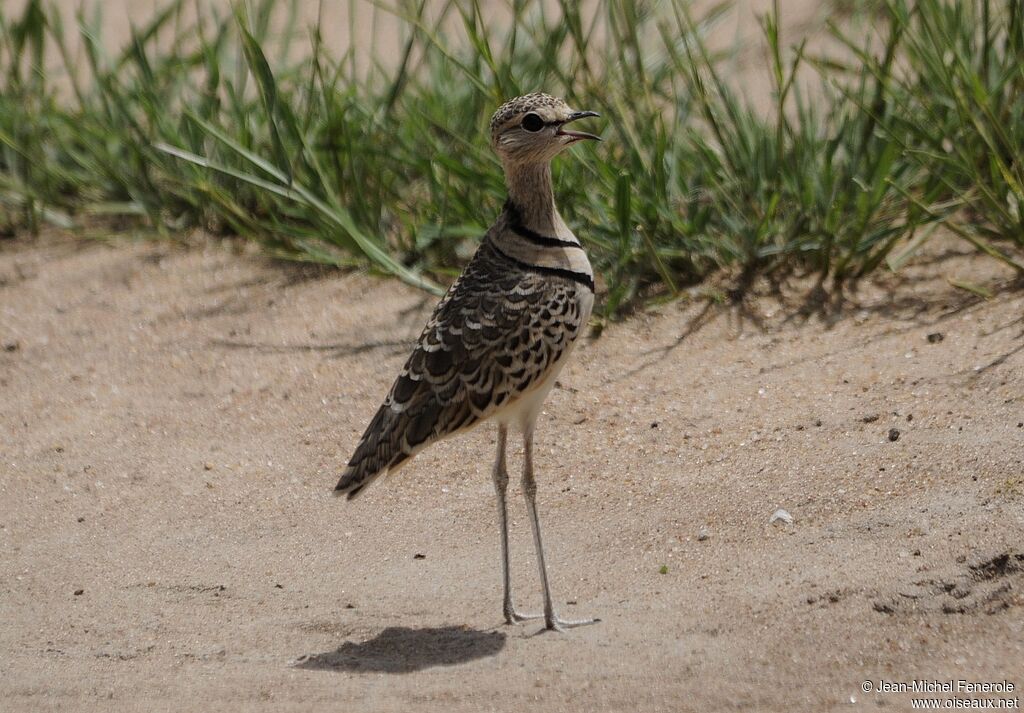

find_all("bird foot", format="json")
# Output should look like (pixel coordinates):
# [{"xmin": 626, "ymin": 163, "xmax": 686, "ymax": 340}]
[
  {"xmin": 542, "ymin": 614, "xmax": 600, "ymax": 633},
  {"xmin": 504, "ymin": 608, "xmax": 543, "ymax": 624}
]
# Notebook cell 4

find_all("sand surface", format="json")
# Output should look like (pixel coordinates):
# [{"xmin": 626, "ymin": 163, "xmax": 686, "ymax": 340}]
[{"xmin": 1, "ymin": 233, "xmax": 1022, "ymax": 712}]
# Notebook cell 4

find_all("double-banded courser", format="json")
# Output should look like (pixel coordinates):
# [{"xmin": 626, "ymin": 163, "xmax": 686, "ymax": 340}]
[{"xmin": 335, "ymin": 93, "xmax": 600, "ymax": 631}]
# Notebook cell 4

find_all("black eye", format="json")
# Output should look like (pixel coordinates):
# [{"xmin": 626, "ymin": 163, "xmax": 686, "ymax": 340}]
[{"xmin": 521, "ymin": 113, "xmax": 544, "ymax": 132}]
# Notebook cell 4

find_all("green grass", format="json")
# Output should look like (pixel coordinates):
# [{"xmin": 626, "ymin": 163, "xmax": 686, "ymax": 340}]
[
  {"xmin": 0, "ymin": 0, "xmax": 1021, "ymax": 315},
  {"xmin": 829, "ymin": 0, "xmax": 1024, "ymax": 273}
]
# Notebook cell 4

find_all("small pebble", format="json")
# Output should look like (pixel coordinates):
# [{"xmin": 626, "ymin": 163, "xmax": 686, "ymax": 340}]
[
  {"xmin": 697, "ymin": 528, "xmax": 709, "ymax": 542},
  {"xmin": 2, "ymin": 340, "xmax": 19, "ymax": 352},
  {"xmin": 413, "ymin": 553, "xmax": 426, "ymax": 560},
  {"xmin": 73, "ymin": 589, "xmax": 84, "ymax": 596},
  {"xmin": 926, "ymin": 332, "xmax": 944, "ymax": 343},
  {"xmin": 888, "ymin": 428, "xmax": 901, "ymax": 442},
  {"xmin": 204, "ymin": 462, "xmax": 214, "ymax": 471},
  {"xmin": 770, "ymin": 508, "xmax": 794, "ymax": 526},
  {"xmin": 862, "ymin": 414, "xmax": 880, "ymax": 423}
]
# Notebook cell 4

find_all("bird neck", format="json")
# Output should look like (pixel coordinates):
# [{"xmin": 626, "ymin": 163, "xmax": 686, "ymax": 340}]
[{"xmin": 503, "ymin": 161, "xmax": 560, "ymax": 234}]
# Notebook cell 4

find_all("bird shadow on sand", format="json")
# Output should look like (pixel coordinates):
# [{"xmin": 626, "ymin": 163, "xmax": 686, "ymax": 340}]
[{"xmin": 295, "ymin": 626, "xmax": 506, "ymax": 674}]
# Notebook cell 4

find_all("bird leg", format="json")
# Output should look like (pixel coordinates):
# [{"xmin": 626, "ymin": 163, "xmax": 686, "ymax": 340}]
[
  {"xmin": 521, "ymin": 427, "xmax": 598, "ymax": 632},
  {"xmin": 492, "ymin": 425, "xmax": 541, "ymax": 624}
]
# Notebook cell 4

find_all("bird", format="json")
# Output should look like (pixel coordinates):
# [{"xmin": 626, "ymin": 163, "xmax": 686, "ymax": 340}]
[{"xmin": 334, "ymin": 92, "xmax": 601, "ymax": 632}]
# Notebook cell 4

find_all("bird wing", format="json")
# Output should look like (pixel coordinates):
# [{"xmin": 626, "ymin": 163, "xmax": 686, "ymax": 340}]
[{"xmin": 334, "ymin": 239, "xmax": 585, "ymax": 499}]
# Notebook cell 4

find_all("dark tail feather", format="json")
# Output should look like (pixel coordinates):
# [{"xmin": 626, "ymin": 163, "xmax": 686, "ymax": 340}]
[
  {"xmin": 335, "ymin": 391, "xmax": 440, "ymax": 499},
  {"xmin": 335, "ymin": 405, "xmax": 386, "ymax": 498},
  {"xmin": 333, "ymin": 404, "xmax": 408, "ymax": 499},
  {"xmin": 334, "ymin": 452, "xmax": 386, "ymax": 500},
  {"xmin": 334, "ymin": 478, "xmax": 367, "ymax": 500},
  {"xmin": 334, "ymin": 448, "xmax": 412, "ymax": 499}
]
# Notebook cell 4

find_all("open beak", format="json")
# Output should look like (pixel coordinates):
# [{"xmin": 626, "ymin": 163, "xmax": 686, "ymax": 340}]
[{"xmin": 556, "ymin": 110, "xmax": 601, "ymax": 142}]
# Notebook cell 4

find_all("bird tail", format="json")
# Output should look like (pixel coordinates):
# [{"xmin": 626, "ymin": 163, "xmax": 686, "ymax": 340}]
[
  {"xmin": 333, "ymin": 404, "xmax": 412, "ymax": 500},
  {"xmin": 333, "ymin": 464, "xmax": 385, "ymax": 500}
]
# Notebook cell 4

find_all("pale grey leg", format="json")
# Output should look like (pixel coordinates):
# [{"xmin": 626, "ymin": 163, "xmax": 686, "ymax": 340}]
[
  {"xmin": 521, "ymin": 427, "xmax": 598, "ymax": 632},
  {"xmin": 492, "ymin": 424, "xmax": 541, "ymax": 624}
]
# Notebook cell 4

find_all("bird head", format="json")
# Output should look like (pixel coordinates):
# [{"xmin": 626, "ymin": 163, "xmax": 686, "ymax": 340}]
[{"xmin": 489, "ymin": 92, "xmax": 600, "ymax": 165}]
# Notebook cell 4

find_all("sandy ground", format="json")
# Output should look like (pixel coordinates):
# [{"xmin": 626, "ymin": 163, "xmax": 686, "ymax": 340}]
[{"xmin": 1, "ymin": 232, "xmax": 1022, "ymax": 712}]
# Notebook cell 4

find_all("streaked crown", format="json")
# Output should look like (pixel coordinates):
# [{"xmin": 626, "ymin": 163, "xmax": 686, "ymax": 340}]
[
  {"xmin": 489, "ymin": 92, "xmax": 571, "ymax": 137},
  {"xmin": 488, "ymin": 92, "xmax": 599, "ymax": 164}
]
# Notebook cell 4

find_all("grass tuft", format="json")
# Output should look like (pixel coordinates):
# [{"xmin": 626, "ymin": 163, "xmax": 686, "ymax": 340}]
[{"xmin": 0, "ymin": 0, "xmax": 1022, "ymax": 312}]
